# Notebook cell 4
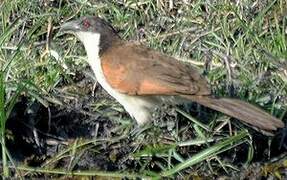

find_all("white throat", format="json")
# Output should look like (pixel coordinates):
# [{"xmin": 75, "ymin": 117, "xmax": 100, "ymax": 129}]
[
  {"xmin": 77, "ymin": 32, "xmax": 101, "ymax": 71},
  {"xmin": 77, "ymin": 32, "xmax": 113, "ymax": 92}
]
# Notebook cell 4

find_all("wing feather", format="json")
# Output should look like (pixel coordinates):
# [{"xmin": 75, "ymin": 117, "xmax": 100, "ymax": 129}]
[{"xmin": 101, "ymin": 42, "xmax": 211, "ymax": 96}]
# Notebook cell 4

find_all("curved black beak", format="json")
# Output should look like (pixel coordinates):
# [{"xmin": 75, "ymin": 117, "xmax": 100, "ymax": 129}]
[{"xmin": 59, "ymin": 20, "xmax": 81, "ymax": 33}]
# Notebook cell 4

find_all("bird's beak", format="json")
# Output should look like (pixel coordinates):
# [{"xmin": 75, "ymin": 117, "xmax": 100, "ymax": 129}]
[{"xmin": 59, "ymin": 20, "xmax": 81, "ymax": 33}]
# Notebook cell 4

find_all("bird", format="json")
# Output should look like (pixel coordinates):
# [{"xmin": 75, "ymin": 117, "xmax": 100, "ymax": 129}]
[{"xmin": 60, "ymin": 16, "xmax": 284, "ymax": 133}]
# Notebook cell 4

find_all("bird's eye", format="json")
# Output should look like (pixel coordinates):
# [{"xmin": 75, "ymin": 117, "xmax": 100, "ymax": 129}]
[{"xmin": 82, "ymin": 19, "xmax": 91, "ymax": 29}]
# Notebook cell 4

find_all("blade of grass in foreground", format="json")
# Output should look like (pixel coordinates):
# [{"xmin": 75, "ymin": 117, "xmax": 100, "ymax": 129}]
[
  {"xmin": 0, "ymin": 71, "xmax": 9, "ymax": 177},
  {"xmin": 160, "ymin": 131, "xmax": 249, "ymax": 177},
  {"xmin": 0, "ymin": 72, "xmax": 24, "ymax": 177},
  {"xmin": 12, "ymin": 166, "xmax": 152, "ymax": 179}
]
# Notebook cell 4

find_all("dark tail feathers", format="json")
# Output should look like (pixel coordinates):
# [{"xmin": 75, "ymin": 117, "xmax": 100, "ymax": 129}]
[{"xmin": 181, "ymin": 95, "xmax": 284, "ymax": 131}]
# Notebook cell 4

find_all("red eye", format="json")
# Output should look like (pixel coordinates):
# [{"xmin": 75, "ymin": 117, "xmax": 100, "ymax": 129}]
[{"xmin": 82, "ymin": 19, "xmax": 90, "ymax": 28}]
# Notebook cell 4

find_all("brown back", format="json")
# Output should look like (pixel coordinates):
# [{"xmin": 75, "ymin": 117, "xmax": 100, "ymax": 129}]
[{"xmin": 101, "ymin": 41, "xmax": 211, "ymax": 96}]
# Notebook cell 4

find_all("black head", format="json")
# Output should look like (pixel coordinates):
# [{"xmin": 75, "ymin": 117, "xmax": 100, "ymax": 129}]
[
  {"xmin": 60, "ymin": 16, "xmax": 120, "ymax": 55},
  {"xmin": 60, "ymin": 16, "xmax": 117, "ymax": 35}
]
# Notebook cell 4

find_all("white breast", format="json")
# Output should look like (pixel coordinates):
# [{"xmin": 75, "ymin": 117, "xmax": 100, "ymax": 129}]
[{"xmin": 77, "ymin": 32, "xmax": 154, "ymax": 125}]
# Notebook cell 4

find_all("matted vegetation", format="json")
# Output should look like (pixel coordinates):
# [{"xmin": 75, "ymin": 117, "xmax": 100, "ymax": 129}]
[{"xmin": 0, "ymin": 0, "xmax": 286, "ymax": 179}]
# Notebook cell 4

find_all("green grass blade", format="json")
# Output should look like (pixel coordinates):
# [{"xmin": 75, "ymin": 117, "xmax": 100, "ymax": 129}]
[
  {"xmin": 12, "ymin": 166, "xmax": 151, "ymax": 179},
  {"xmin": 0, "ymin": 17, "xmax": 23, "ymax": 47},
  {"xmin": 0, "ymin": 71, "xmax": 9, "ymax": 177},
  {"xmin": 160, "ymin": 131, "xmax": 249, "ymax": 177},
  {"xmin": 176, "ymin": 108, "xmax": 210, "ymax": 131},
  {"xmin": 5, "ymin": 82, "xmax": 25, "ymax": 120}
]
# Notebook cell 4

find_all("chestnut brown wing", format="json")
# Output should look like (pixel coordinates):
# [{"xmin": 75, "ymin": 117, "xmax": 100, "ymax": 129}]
[{"xmin": 101, "ymin": 42, "xmax": 211, "ymax": 96}]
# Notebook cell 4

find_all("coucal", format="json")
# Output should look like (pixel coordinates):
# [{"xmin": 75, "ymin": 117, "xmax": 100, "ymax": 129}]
[{"xmin": 60, "ymin": 16, "xmax": 284, "ymax": 132}]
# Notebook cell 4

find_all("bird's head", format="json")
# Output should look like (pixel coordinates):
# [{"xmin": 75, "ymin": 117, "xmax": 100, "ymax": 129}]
[{"xmin": 60, "ymin": 16, "xmax": 120, "ymax": 55}]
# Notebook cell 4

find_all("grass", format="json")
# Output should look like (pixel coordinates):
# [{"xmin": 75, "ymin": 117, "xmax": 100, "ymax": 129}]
[{"xmin": 0, "ymin": 0, "xmax": 286, "ymax": 178}]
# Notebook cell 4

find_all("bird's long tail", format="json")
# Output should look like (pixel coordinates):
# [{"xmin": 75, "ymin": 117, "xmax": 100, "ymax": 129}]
[{"xmin": 181, "ymin": 95, "xmax": 284, "ymax": 131}]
